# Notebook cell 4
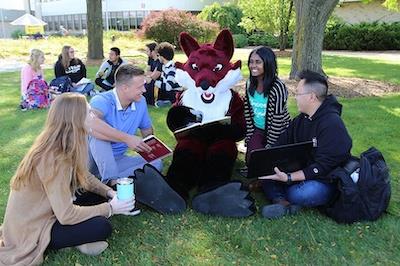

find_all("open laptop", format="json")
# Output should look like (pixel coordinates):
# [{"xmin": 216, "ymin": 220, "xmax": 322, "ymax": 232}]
[{"xmin": 247, "ymin": 140, "xmax": 315, "ymax": 179}]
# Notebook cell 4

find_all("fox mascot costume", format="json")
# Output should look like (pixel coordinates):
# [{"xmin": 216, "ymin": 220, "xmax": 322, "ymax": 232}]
[{"xmin": 134, "ymin": 30, "xmax": 255, "ymax": 217}]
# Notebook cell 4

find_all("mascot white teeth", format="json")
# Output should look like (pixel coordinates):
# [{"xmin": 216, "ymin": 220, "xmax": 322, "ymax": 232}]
[{"xmin": 160, "ymin": 29, "xmax": 255, "ymax": 217}]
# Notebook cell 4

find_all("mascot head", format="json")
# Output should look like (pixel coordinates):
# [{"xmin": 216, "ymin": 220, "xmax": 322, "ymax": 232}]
[{"xmin": 175, "ymin": 29, "xmax": 242, "ymax": 104}]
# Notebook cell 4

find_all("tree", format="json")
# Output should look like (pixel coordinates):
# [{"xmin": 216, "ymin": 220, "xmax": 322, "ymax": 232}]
[
  {"xmin": 198, "ymin": 3, "xmax": 244, "ymax": 34},
  {"xmin": 289, "ymin": 0, "xmax": 339, "ymax": 79},
  {"xmin": 86, "ymin": 0, "xmax": 103, "ymax": 59},
  {"xmin": 238, "ymin": 0, "xmax": 294, "ymax": 50}
]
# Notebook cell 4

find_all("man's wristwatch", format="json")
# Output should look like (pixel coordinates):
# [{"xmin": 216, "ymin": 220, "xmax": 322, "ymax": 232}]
[{"xmin": 286, "ymin": 173, "xmax": 293, "ymax": 185}]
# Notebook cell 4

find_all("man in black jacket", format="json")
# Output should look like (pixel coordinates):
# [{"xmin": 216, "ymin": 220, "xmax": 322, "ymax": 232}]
[{"xmin": 259, "ymin": 70, "xmax": 352, "ymax": 219}]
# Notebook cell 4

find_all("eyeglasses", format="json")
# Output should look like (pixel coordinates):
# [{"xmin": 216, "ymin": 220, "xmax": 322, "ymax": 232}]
[{"xmin": 294, "ymin": 92, "xmax": 312, "ymax": 97}]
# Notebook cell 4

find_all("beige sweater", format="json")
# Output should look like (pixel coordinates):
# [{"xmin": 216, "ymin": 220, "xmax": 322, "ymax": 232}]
[{"xmin": 0, "ymin": 159, "xmax": 111, "ymax": 266}]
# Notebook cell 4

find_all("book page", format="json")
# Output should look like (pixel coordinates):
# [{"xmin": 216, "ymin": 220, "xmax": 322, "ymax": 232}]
[
  {"xmin": 76, "ymin": 77, "xmax": 91, "ymax": 85},
  {"xmin": 173, "ymin": 116, "xmax": 231, "ymax": 136}
]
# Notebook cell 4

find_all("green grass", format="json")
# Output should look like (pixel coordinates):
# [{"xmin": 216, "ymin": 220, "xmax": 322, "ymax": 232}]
[{"xmin": 1, "ymin": 54, "xmax": 400, "ymax": 264}]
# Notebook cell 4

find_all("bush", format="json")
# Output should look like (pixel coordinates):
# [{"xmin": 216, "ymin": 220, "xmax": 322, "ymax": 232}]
[
  {"xmin": 198, "ymin": 3, "xmax": 244, "ymax": 34},
  {"xmin": 324, "ymin": 21, "xmax": 400, "ymax": 50},
  {"xmin": 247, "ymin": 32, "xmax": 293, "ymax": 49},
  {"xmin": 233, "ymin": 34, "xmax": 248, "ymax": 48},
  {"xmin": 140, "ymin": 9, "xmax": 220, "ymax": 48},
  {"xmin": 11, "ymin": 29, "xmax": 24, "ymax": 39}
]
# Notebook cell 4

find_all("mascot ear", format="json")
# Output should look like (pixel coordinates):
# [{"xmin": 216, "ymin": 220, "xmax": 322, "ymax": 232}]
[
  {"xmin": 214, "ymin": 29, "xmax": 234, "ymax": 60},
  {"xmin": 179, "ymin": 32, "xmax": 200, "ymax": 57}
]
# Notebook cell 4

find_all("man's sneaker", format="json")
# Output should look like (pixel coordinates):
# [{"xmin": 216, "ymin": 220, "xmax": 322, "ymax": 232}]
[
  {"xmin": 261, "ymin": 203, "xmax": 301, "ymax": 219},
  {"xmin": 155, "ymin": 100, "xmax": 172, "ymax": 108}
]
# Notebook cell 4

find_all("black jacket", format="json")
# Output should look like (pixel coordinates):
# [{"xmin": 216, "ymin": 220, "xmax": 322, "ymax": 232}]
[
  {"xmin": 277, "ymin": 95, "xmax": 352, "ymax": 179},
  {"xmin": 54, "ymin": 57, "xmax": 87, "ymax": 83}
]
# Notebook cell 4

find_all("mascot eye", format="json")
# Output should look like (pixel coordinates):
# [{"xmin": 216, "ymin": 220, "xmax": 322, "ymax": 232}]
[
  {"xmin": 191, "ymin": 63, "xmax": 199, "ymax": 71},
  {"xmin": 213, "ymin": 64, "xmax": 223, "ymax": 72}
]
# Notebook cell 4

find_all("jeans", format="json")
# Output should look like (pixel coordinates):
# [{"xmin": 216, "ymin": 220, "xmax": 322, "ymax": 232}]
[
  {"xmin": 47, "ymin": 192, "xmax": 112, "ymax": 250},
  {"xmin": 88, "ymin": 137, "xmax": 163, "ymax": 183},
  {"xmin": 71, "ymin": 83, "xmax": 95, "ymax": 95},
  {"xmin": 262, "ymin": 179, "xmax": 336, "ymax": 207}
]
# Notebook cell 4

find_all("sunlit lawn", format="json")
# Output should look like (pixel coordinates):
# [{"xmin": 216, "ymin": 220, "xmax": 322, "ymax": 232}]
[{"xmin": 0, "ymin": 36, "xmax": 399, "ymax": 264}]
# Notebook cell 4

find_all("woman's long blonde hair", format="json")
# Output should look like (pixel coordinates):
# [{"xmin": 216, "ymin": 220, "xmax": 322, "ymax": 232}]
[
  {"xmin": 11, "ymin": 93, "xmax": 89, "ymax": 191},
  {"xmin": 60, "ymin": 45, "xmax": 72, "ymax": 69},
  {"xmin": 28, "ymin": 49, "xmax": 44, "ymax": 72}
]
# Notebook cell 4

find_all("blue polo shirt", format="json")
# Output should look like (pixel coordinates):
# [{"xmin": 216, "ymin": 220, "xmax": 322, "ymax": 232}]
[{"xmin": 90, "ymin": 89, "xmax": 152, "ymax": 156}]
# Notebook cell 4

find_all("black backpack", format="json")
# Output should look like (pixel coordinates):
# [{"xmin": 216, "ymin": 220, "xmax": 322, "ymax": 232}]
[{"xmin": 323, "ymin": 147, "xmax": 391, "ymax": 224}]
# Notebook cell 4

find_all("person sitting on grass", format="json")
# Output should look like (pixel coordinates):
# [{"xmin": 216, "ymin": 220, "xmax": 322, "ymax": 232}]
[
  {"xmin": 154, "ymin": 42, "xmax": 181, "ymax": 107},
  {"xmin": 95, "ymin": 47, "xmax": 127, "ymax": 92},
  {"xmin": 87, "ymin": 64, "xmax": 163, "ymax": 185},
  {"xmin": 20, "ymin": 48, "xmax": 51, "ymax": 110},
  {"xmin": 143, "ymin": 42, "xmax": 162, "ymax": 106},
  {"xmin": 259, "ymin": 70, "xmax": 352, "ymax": 219},
  {"xmin": 0, "ymin": 93, "xmax": 135, "ymax": 265},
  {"xmin": 54, "ymin": 45, "xmax": 96, "ymax": 96}
]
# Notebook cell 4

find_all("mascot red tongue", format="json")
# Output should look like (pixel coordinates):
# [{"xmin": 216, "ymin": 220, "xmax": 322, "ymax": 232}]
[{"xmin": 162, "ymin": 29, "xmax": 255, "ymax": 217}]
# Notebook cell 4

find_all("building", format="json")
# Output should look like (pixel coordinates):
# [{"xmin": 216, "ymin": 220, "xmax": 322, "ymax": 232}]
[
  {"xmin": 0, "ymin": 9, "xmax": 26, "ymax": 38},
  {"xmin": 334, "ymin": 0, "xmax": 400, "ymax": 24},
  {"xmin": 38, "ymin": 0, "xmax": 227, "ymax": 33}
]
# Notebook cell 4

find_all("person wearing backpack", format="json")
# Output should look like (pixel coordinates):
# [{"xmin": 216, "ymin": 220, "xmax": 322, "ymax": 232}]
[
  {"xmin": 258, "ymin": 70, "xmax": 352, "ymax": 219},
  {"xmin": 20, "ymin": 49, "xmax": 51, "ymax": 110},
  {"xmin": 54, "ymin": 45, "xmax": 96, "ymax": 96}
]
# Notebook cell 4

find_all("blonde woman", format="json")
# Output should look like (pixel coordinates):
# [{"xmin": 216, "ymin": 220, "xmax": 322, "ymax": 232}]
[
  {"xmin": 20, "ymin": 49, "xmax": 49, "ymax": 109},
  {"xmin": 54, "ymin": 45, "xmax": 95, "ymax": 95},
  {"xmin": 0, "ymin": 94, "xmax": 135, "ymax": 265}
]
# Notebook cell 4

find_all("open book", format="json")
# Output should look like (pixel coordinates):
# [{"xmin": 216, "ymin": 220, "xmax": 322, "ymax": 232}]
[
  {"xmin": 173, "ymin": 116, "xmax": 231, "ymax": 138},
  {"xmin": 76, "ymin": 77, "xmax": 91, "ymax": 85},
  {"xmin": 137, "ymin": 135, "xmax": 173, "ymax": 162}
]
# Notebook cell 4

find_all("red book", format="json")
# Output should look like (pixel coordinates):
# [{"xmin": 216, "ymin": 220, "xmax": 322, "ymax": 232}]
[{"xmin": 138, "ymin": 135, "xmax": 173, "ymax": 162}]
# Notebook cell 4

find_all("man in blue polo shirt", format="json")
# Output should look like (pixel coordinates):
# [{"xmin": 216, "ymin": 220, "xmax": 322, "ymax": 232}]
[
  {"xmin": 88, "ymin": 64, "xmax": 186, "ymax": 214},
  {"xmin": 88, "ymin": 64, "xmax": 162, "ymax": 184}
]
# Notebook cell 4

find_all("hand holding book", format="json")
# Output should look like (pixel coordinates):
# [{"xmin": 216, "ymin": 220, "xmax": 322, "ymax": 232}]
[{"xmin": 137, "ymin": 135, "xmax": 172, "ymax": 162}]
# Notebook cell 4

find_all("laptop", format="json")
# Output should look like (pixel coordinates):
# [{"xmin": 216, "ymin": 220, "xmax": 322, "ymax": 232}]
[{"xmin": 247, "ymin": 140, "xmax": 315, "ymax": 179}]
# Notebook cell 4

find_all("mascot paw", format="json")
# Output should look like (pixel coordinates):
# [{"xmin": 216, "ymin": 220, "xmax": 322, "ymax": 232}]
[
  {"xmin": 191, "ymin": 181, "xmax": 255, "ymax": 217},
  {"xmin": 133, "ymin": 164, "xmax": 186, "ymax": 214},
  {"xmin": 167, "ymin": 106, "xmax": 203, "ymax": 132}
]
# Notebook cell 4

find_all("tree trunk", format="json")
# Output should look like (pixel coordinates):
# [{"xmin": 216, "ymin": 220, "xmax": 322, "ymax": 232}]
[
  {"xmin": 289, "ymin": 0, "xmax": 338, "ymax": 79},
  {"xmin": 86, "ymin": 0, "xmax": 103, "ymax": 59},
  {"xmin": 279, "ymin": 0, "xmax": 294, "ymax": 51}
]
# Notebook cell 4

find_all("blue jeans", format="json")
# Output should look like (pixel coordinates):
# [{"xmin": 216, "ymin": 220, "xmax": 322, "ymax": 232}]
[
  {"xmin": 88, "ymin": 137, "xmax": 163, "ymax": 183},
  {"xmin": 262, "ymin": 179, "xmax": 336, "ymax": 207},
  {"xmin": 71, "ymin": 83, "xmax": 95, "ymax": 95}
]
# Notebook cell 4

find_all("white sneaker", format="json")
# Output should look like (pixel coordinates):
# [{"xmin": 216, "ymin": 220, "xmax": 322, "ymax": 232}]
[{"xmin": 76, "ymin": 241, "xmax": 108, "ymax": 256}]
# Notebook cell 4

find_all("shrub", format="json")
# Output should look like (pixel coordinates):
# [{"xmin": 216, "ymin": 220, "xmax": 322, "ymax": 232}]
[
  {"xmin": 324, "ymin": 21, "xmax": 400, "ymax": 50},
  {"xmin": 198, "ymin": 3, "xmax": 244, "ymax": 34},
  {"xmin": 11, "ymin": 29, "xmax": 24, "ymax": 39},
  {"xmin": 233, "ymin": 34, "xmax": 248, "ymax": 48},
  {"xmin": 247, "ymin": 32, "xmax": 293, "ymax": 49},
  {"xmin": 140, "ymin": 9, "xmax": 220, "ymax": 48}
]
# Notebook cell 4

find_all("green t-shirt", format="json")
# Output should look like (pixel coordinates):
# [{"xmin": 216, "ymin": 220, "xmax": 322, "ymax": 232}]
[{"xmin": 248, "ymin": 89, "xmax": 268, "ymax": 129}]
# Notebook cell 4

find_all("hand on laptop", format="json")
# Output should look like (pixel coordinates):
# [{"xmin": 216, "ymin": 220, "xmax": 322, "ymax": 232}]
[{"xmin": 258, "ymin": 167, "xmax": 288, "ymax": 182}]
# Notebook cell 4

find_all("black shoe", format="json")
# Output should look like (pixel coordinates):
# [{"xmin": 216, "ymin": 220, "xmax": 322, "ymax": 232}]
[
  {"xmin": 261, "ymin": 203, "xmax": 301, "ymax": 219},
  {"xmin": 191, "ymin": 181, "xmax": 255, "ymax": 217},
  {"xmin": 133, "ymin": 164, "xmax": 186, "ymax": 214}
]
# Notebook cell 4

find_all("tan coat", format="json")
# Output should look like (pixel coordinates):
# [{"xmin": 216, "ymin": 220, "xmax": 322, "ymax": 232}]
[{"xmin": 0, "ymin": 159, "xmax": 112, "ymax": 266}]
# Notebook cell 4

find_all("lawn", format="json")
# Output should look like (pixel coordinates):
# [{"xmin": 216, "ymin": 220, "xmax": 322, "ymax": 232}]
[{"xmin": 1, "ymin": 41, "xmax": 400, "ymax": 264}]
